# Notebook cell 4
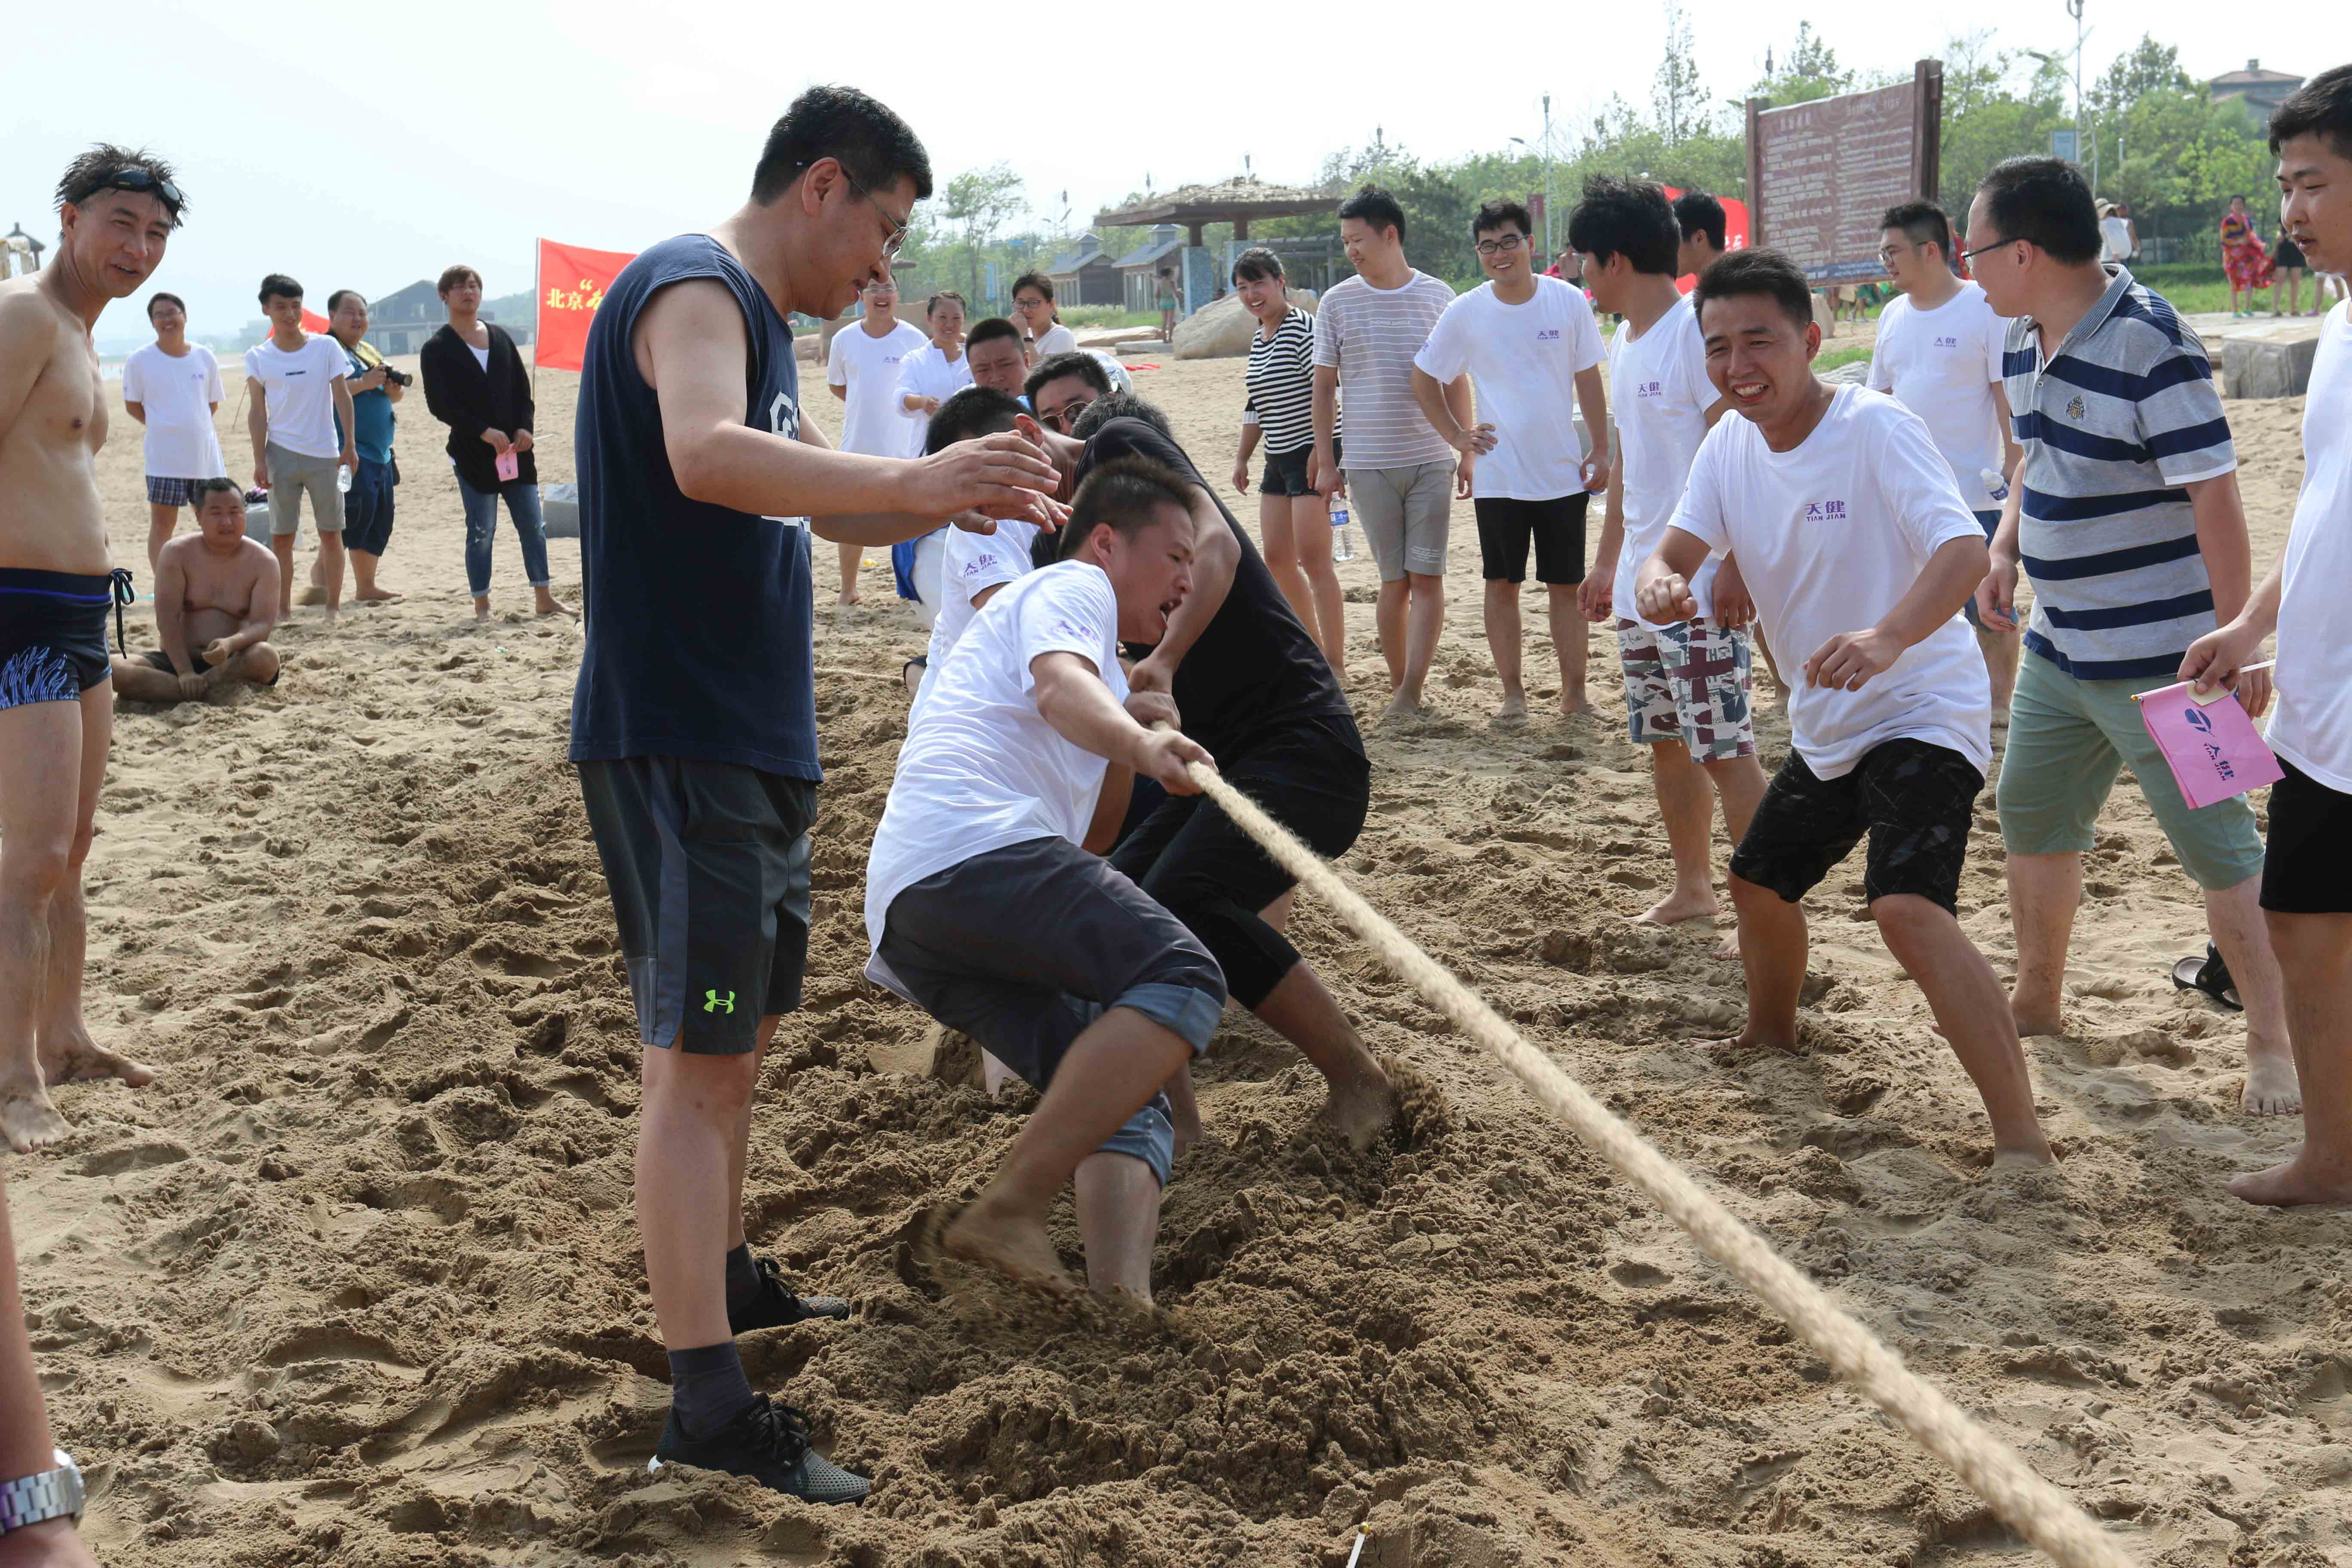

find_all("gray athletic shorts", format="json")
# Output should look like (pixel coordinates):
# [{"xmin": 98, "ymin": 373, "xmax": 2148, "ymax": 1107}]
[
  {"xmin": 874, "ymin": 836, "xmax": 1225, "ymax": 1186},
  {"xmin": 265, "ymin": 443, "xmax": 345, "ymax": 536},
  {"xmin": 1348, "ymin": 459, "xmax": 1453, "ymax": 580}
]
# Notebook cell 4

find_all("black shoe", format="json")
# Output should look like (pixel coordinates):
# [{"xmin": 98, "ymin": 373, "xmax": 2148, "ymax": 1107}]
[
  {"xmin": 649, "ymin": 1394, "xmax": 871, "ymax": 1504},
  {"xmin": 729, "ymin": 1255, "xmax": 852, "ymax": 1333}
]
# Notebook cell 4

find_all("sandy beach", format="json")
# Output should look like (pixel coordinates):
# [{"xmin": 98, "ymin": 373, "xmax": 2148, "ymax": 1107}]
[{"xmin": 12, "ymin": 342, "xmax": 2349, "ymax": 1568}]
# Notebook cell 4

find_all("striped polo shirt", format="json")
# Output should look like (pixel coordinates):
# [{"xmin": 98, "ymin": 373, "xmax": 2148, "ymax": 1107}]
[
  {"xmin": 2002, "ymin": 265, "xmax": 2236, "ymax": 680},
  {"xmin": 1312, "ymin": 269, "xmax": 1456, "ymax": 470}
]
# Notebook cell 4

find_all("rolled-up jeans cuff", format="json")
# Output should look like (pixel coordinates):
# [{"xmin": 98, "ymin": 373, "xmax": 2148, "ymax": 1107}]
[{"xmin": 1115, "ymin": 982, "xmax": 1222, "ymax": 1055}]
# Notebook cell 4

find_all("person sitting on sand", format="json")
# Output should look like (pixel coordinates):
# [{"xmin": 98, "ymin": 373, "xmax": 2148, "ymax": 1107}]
[
  {"xmin": 867, "ymin": 458, "xmax": 1219, "ymax": 1302},
  {"xmin": 110, "ymin": 480, "xmax": 281, "ymax": 701},
  {"xmin": 1636, "ymin": 248, "xmax": 2053, "ymax": 1168}
]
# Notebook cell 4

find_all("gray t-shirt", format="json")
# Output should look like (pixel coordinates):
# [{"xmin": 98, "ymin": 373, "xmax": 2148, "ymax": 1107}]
[{"xmin": 1312, "ymin": 269, "xmax": 1455, "ymax": 470}]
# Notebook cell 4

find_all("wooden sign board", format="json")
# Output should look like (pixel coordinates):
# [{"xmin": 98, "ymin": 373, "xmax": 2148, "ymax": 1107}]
[{"xmin": 1746, "ymin": 61, "xmax": 1943, "ymax": 284}]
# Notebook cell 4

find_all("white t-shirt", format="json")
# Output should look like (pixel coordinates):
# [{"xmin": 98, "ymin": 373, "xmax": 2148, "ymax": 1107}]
[
  {"xmin": 1866, "ymin": 282, "xmax": 2012, "ymax": 513},
  {"xmin": 1412, "ymin": 276, "xmax": 1604, "ymax": 500},
  {"xmin": 1611, "ymin": 299, "xmax": 1720, "ymax": 627},
  {"xmin": 1034, "ymin": 323, "xmax": 1079, "ymax": 359},
  {"xmin": 864, "ymin": 561, "xmax": 1130, "ymax": 990},
  {"xmin": 2101, "ymin": 215, "xmax": 2134, "ymax": 263},
  {"xmin": 1670, "ymin": 386, "xmax": 1992, "ymax": 779},
  {"xmin": 2268, "ymin": 300, "xmax": 2352, "ymax": 792},
  {"xmin": 921, "ymin": 518, "xmax": 1044, "ymax": 693},
  {"xmin": 121, "ymin": 343, "xmax": 226, "ymax": 480},
  {"xmin": 242, "ymin": 333, "xmax": 349, "ymax": 460},
  {"xmin": 827, "ymin": 318, "xmax": 929, "ymax": 457},
  {"xmin": 895, "ymin": 342, "xmax": 974, "ymax": 453}
]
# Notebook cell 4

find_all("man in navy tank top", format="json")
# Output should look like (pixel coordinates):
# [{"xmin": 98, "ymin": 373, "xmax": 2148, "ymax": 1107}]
[{"xmin": 568, "ymin": 84, "xmax": 1059, "ymax": 1503}]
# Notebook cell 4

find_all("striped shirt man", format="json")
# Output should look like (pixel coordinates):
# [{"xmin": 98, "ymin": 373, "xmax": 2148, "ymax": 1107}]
[
  {"xmin": 2002, "ymin": 265, "xmax": 2236, "ymax": 680},
  {"xmin": 1312, "ymin": 270, "xmax": 1455, "ymax": 469},
  {"xmin": 1243, "ymin": 307, "xmax": 1333, "ymax": 453}
]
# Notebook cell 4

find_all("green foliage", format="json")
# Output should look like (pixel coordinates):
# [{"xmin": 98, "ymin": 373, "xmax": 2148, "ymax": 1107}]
[
  {"xmin": 1936, "ymin": 31, "xmax": 2072, "ymax": 220},
  {"xmin": 1751, "ymin": 22, "xmax": 1854, "ymax": 109}
]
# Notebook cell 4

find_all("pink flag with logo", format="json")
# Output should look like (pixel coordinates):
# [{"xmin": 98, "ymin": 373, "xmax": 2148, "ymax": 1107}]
[{"xmin": 2135, "ymin": 683, "xmax": 2284, "ymax": 809}]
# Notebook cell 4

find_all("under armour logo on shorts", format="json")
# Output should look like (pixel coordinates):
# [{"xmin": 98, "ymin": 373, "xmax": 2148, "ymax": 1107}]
[{"xmin": 703, "ymin": 989, "xmax": 736, "ymax": 1014}]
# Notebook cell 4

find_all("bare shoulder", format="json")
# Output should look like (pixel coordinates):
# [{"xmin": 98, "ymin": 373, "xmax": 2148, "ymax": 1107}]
[
  {"xmin": 0, "ymin": 277, "xmax": 68, "ymax": 354},
  {"xmin": 236, "ymin": 537, "xmax": 277, "ymax": 574}
]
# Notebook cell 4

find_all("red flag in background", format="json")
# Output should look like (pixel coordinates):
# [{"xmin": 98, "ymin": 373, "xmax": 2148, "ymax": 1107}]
[
  {"xmin": 535, "ymin": 238, "xmax": 636, "ymax": 373},
  {"xmin": 299, "ymin": 307, "xmax": 331, "ymax": 334},
  {"xmin": 1661, "ymin": 187, "xmax": 1751, "ymax": 295}
]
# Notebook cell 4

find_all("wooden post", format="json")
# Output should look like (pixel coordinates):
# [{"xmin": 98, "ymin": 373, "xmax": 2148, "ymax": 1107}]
[
  {"xmin": 1234, "ymin": 217, "xmax": 1251, "ymax": 241},
  {"xmin": 1912, "ymin": 59, "xmax": 1945, "ymax": 205},
  {"xmin": 1745, "ymin": 98, "xmax": 1765, "ymax": 248}
]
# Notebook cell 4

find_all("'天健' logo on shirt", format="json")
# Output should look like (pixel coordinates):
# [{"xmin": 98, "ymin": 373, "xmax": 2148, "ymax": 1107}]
[
  {"xmin": 1536, "ymin": 328, "xmax": 1560, "ymax": 342},
  {"xmin": 1803, "ymin": 499, "xmax": 1850, "ymax": 521},
  {"xmin": 1636, "ymin": 380, "xmax": 1663, "ymax": 398},
  {"xmin": 1934, "ymin": 334, "xmax": 1959, "ymax": 349}
]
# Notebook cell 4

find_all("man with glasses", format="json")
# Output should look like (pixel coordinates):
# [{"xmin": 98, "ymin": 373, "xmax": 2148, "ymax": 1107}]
[
  {"xmin": 0, "ymin": 144, "xmax": 176, "ymax": 1156},
  {"xmin": 1866, "ymin": 200, "xmax": 2022, "ymax": 708},
  {"xmin": 1025, "ymin": 348, "xmax": 1114, "ymax": 436},
  {"xmin": 824, "ymin": 275, "xmax": 927, "ymax": 604},
  {"xmin": 1966, "ymin": 155, "xmax": 2297, "ymax": 1117},
  {"xmin": 1410, "ymin": 198, "xmax": 1608, "ymax": 720},
  {"xmin": 121, "ymin": 290, "xmax": 225, "ymax": 576},
  {"xmin": 568, "ymin": 85, "xmax": 1058, "ymax": 1504}
]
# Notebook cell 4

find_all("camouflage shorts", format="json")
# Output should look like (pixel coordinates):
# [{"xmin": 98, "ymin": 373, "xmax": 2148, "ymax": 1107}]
[{"xmin": 1617, "ymin": 618, "xmax": 1755, "ymax": 762}]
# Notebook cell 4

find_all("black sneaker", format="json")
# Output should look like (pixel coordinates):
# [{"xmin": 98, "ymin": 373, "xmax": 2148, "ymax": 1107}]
[
  {"xmin": 649, "ymin": 1394, "xmax": 871, "ymax": 1504},
  {"xmin": 730, "ymin": 1255, "xmax": 851, "ymax": 1333}
]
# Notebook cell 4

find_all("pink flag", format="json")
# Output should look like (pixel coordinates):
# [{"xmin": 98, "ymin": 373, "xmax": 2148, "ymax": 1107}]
[
  {"xmin": 495, "ymin": 449, "xmax": 520, "ymax": 483},
  {"xmin": 2135, "ymin": 683, "xmax": 2285, "ymax": 809}
]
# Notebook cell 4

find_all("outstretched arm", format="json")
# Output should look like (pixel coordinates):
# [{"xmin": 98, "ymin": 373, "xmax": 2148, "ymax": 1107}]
[{"xmin": 1031, "ymin": 652, "xmax": 1210, "ymax": 795}]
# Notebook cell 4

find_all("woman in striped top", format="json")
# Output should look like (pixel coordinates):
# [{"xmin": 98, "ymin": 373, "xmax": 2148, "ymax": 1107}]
[{"xmin": 1231, "ymin": 247, "xmax": 1345, "ymax": 674}]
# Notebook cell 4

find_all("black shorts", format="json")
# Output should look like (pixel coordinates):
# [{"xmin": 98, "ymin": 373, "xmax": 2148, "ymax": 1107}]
[
  {"xmin": 0, "ymin": 569, "xmax": 118, "ymax": 710},
  {"xmin": 2261, "ymin": 755, "xmax": 2352, "ymax": 914},
  {"xmin": 2276, "ymin": 237, "xmax": 2309, "ymax": 270},
  {"xmin": 577, "ymin": 756, "xmax": 816, "ymax": 1054},
  {"xmin": 1261, "ymin": 439, "xmax": 1338, "ymax": 499},
  {"xmin": 1473, "ymin": 494, "xmax": 1589, "ymax": 585},
  {"xmin": 1730, "ymin": 739, "xmax": 1983, "ymax": 915},
  {"xmin": 140, "ymin": 646, "xmax": 281, "ymax": 687},
  {"xmin": 1109, "ymin": 714, "xmax": 1369, "ymax": 1008}
]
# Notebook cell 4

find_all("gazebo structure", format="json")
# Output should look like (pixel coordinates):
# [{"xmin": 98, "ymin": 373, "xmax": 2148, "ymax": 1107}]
[{"xmin": 1095, "ymin": 176, "xmax": 1338, "ymax": 319}]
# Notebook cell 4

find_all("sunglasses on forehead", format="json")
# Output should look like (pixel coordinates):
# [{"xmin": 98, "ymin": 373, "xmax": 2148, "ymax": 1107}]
[{"xmin": 84, "ymin": 168, "xmax": 184, "ymax": 211}]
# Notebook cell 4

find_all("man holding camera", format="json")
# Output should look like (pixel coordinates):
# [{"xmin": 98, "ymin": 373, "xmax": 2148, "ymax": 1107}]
[{"xmin": 326, "ymin": 289, "xmax": 404, "ymax": 603}]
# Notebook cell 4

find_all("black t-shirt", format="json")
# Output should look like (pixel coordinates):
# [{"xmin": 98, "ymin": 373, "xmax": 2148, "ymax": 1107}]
[{"xmin": 1070, "ymin": 417, "xmax": 1357, "ymax": 757}]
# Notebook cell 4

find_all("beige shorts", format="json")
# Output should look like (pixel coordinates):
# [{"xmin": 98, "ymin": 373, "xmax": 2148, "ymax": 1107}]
[{"xmin": 1348, "ymin": 461, "xmax": 1452, "ymax": 580}]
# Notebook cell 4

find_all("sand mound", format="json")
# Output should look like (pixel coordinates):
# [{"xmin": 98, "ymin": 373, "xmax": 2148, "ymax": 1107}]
[{"xmin": 16, "ymin": 352, "xmax": 2347, "ymax": 1568}]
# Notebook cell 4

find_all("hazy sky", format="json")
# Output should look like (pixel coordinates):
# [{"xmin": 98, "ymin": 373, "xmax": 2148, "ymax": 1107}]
[{"xmin": 5, "ymin": 0, "xmax": 2343, "ymax": 344}]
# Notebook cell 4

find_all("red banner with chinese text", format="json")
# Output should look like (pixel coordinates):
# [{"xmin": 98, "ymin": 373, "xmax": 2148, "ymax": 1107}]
[{"xmin": 534, "ymin": 238, "xmax": 637, "ymax": 373}]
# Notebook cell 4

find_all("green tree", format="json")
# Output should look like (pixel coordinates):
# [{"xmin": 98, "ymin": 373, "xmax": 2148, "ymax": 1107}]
[
  {"xmin": 2089, "ymin": 34, "xmax": 2192, "ymax": 120},
  {"xmin": 1652, "ymin": 0, "xmax": 1709, "ymax": 146},
  {"xmin": 940, "ymin": 163, "xmax": 1027, "ymax": 306},
  {"xmin": 1752, "ymin": 22, "xmax": 1854, "ymax": 108},
  {"xmin": 1935, "ymin": 31, "xmax": 2071, "ymax": 219}
]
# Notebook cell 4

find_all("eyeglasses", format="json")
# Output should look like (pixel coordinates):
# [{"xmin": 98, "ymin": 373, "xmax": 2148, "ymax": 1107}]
[
  {"xmin": 810, "ymin": 161, "xmax": 910, "ymax": 258},
  {"xmin": 1473, "ymin": 234, "xmax": 1527, "ymax": 256},
  {"xmin": 85, "ymin": 168, "xmax": 183, "ymax": 212},
  {"xmin": 1039, "ymin": 394, "xmax": 1096, "ymax": 433},
  {"xmin": 1876, "ymin": 242, "xmax": 1915, "ymax": 265},
  {"xmin": 1960, "ymin": 237, "xmax": 2020, "ymax": 264}
]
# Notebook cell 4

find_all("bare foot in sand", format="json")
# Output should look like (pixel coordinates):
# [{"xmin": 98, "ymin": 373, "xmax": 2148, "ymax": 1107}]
[
  {"xmin": 942, "ymin": 1194, "xmax": 1080, "ymax": 1295},
  {"xmin": 836, "ymin": 589, "xmax": 861, "ymax": 607},
  {"xmin": 0, "ymin": 1069, "xmax": 70, "ymax": 1153},
  {"xmin": 1317, "ymin": 1072, "xmax": 1397, "ymax": 1153},
  {"xmin": 39, "ymin": 1023, "xmax": 158, "ymax": 1091},
  {"xmin": 1382, "ymin": 694, "xmax": 1425, "ymax": 726},
  {"xmin": 1495, "ymin": 691, "xmax": 1528, "ymax": 723},
  {"xmin": 297, "ymin": 583, "xmax": 328, "ymax": 606},
  {"xmin": 472, "ymin": 598, "xmax": 492, "ymax": 625},
  {"xmin": 1992, "ymin": 1143, "xmax": 2058, "ymax": 1170},
  {"xmin": 534, "ymin": 590, "xmax": 579, "ymax": 620},
  {"xmin": 1637, "ymin": 887, "xmax": 1719, "ymax": 927},
  {"xmin": 1558, "ymin": 692, "xmax": 1592, "ymax": 718},
  {"xmin": 1712, "ymin": 929, "xmax": 1739, "ymax": 961},
  {"xmin": 2227, "ymin": 1152, "xmax": 2352, "ymax": 1207},
  {"xmin": 2242, "ymin": 1042, "xmax": 2304, "ymax": 1116},
  {"xmin": 353, "ymin": 586, "xmax": 400, "ymax": 603},
  {"xmin": 1696, "ymin": 1023, "xmax": 1798, "ymax": 1055},
  {"xmin": 2009, "ymin": 993, "xmax": 2064, "ymax": 1038}
]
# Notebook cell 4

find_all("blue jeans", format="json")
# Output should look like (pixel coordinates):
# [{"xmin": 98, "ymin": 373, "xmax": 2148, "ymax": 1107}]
[{"xmin": 458, "ymin": 473, "xmax": 550, "ymax": 597}]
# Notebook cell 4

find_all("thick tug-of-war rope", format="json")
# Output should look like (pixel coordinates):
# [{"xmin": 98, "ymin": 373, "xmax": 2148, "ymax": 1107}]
[{"xmin": 1178, "ymin": 750, "xmax": 2135, "ymax": 1568}]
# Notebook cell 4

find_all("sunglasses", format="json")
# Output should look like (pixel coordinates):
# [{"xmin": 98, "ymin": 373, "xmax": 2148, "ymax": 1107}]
[{"xmin": 1040, "ymin": 394, "xmax": 1096, "ymax": 433}]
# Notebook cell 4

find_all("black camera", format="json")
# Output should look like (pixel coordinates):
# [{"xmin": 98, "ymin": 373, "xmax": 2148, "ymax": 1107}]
[{"xmin": 377, "ymin": 364, "xmax": 413, "ymax": 387}]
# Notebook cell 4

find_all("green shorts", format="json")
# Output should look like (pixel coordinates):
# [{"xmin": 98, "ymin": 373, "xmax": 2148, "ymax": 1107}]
[{"xmin": 1995, "ymin": 650, "xmax": 2266, "ymax": 890}]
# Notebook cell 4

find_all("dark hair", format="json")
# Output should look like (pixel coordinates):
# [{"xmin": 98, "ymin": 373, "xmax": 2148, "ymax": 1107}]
[
  {"xmin": 1338, "ymin": 184, "xmax": 1407, "ymax": 241},
  {"xmin": 922, "ymin": 385, "xmax": 1028, "ymax": 454},
  {"xmin": 193, "ymin": 476, "xmax": 245, "ymax": 508},
  {"xmin": 1880, "ymin": 200, "xmax": 1953, "ymax": 260},
  {"xmin": 1691, "ymin": 248, "xmax": 1816, "ymax": 334},
  {"xmin": 965, "ymin": 316, "xmax": 1023, "ymax": 352},
  {"xmin": 925, "ymin": 290, "xmax": 967, "ymax": 317},
  {"xmin": 1232, "ymin": 247, "xmax": 1285, "ymax": 285},
  {"xmin": 1473, "ymin": 198, "xmax": 1533, "ymax": 239},
  {"xmin": 1057, "ymin": 455, "xmax": 1194, "ymax": 561},
  {"xmin": 1010, "ymin": 270, "xmax": 1056, "ymax": 314},
  {"xmin": 437, "ymin": 265, "xmax": 481, "ymax": 297},
  {"xmin": 145, "ymin": 291, "xmax": 184, "ymax": 321},
  {"xmin": 1673, "ymin": 191, "xmax": 1727, "ymax": 251},
  {"xmin": 1566, "ymin": 175, "xmax": 1680, "ymax": 276},
  {"xmin": 54, "ymin": 143, "xmax": 184, "ymax": 227},
  {"xmin": 1024, "ymin": 349, "xmax": 1112, "ymax": 406},
  {"xmin": 258, "ymin": 273, "xmax": 302, "ymax": 307},
  {"xmin": 1069, "ymin": 391, "xmax": 1171, "ymax": 443},
  {"xmin": 2272, "ymin": 65, "xmax": 2352, "ymax": 157},
  {"xmin": 325, "ymin": 289, "xmax": 363, "ymax": 315},
  {"xmin": 1973, "ymin": 157, "xmax": 2101, "ymax": 266},
  {"xmin": 752, "ymin": 85, "xmax": 933, "ymax": 205}
]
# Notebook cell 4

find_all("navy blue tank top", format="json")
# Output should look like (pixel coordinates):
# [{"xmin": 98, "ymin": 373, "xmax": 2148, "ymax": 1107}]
[{"xmin": 568, "ymin": 234, "xmax": 819, "ymax": 780}]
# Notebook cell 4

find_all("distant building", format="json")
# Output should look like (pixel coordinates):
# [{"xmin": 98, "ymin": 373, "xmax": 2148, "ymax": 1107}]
[
  {"xmin": 1041, "ymin": 233, "xmax": 1122, "ymax": 308},
  {"xmin": 363, "ymin": 278, "xmax": 535, "ymax": 355},
  {"xmin": 2210, "ymin": 59, "xmax": 2304, "ymax": 120},
  {"xmin": 1112, "ymin": 224, "xmax": 1185, "ymax": 314}
]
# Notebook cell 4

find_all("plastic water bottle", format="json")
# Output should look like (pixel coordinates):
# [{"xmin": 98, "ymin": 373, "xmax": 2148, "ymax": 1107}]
[
  {"xmin": 1979, "ymin": 466, "xmax": 2010, "ymax": 505},
  {"xmin": 336, "ymin": 464, "xmax": 353, "ymax": 495},
  {"xmin": 1330, "ymin": 500, "xmax": 1356, "ymax": 562}
]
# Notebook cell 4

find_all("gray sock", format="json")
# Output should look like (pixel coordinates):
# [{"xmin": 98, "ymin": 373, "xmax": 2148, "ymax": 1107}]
[{"xmin": 668, "ymin": 1341, "xmax": 756, "ymax": 1442}]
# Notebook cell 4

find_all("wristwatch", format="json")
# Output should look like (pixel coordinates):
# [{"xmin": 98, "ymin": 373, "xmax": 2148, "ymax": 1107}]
[{"xmin": 0, "ymin": 1450, "xmax": 84, "ymax": 1533}]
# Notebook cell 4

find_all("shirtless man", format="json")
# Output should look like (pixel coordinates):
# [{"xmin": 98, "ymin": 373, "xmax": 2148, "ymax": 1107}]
[
  {"xmin": 0, "ymin": 144, "xmax": 173, "ymax": 1151},
  {"xmin": 110, "ymin": 480, "xmax": 280, "ymax": 701}
]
